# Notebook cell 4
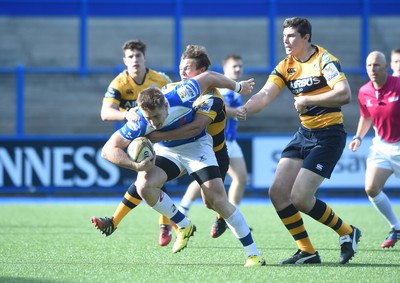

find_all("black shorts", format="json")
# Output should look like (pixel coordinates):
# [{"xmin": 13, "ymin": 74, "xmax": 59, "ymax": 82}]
[
  {"xmin": 215, "ymin": 144, "xmax": 229, "ymax": 181},
  {"xmin": 281, "ymin": 124, "xmax": 346, "ymax": 179}
]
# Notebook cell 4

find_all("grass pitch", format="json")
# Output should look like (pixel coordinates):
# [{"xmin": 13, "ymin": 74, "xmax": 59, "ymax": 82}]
[{"xmin": 0, "ymin": 199, "xmax": 399, "ymax": 282}]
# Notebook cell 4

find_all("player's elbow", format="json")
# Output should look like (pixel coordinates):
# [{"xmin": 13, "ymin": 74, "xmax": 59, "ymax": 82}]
[
  {"xmin": 101, "ymin": 144, "xmax": 112, "ymax": 161},
  {"xmin": 339, "ymin": 91, "xmax": 352, "ymax": 105},
  {"xmin": 100, "ymin": 111, "xmax": 111, "ymax": 121},
  {"xmin": 336, "ymin": 81, "xmax": 352, "ymax": 106},
  {"xmin": 101, "ymin": 147, "xmax": 108, "ymax": 160}
]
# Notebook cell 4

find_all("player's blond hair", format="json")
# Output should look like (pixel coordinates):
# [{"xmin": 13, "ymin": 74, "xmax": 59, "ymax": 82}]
[{"xmin": 137, "ymin": 88, "xmax": 165, "ymax": 111}]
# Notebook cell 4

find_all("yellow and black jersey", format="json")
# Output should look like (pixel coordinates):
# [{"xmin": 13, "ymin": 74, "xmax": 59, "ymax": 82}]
[
  {"xmin": 103, "ymin": 68, "xmax": 171, "ymax": 112},
  {"xmin": 163, "ymin": 82, "xmax": 227, "ymax": 152},
  {"xmin": 268, "ymin": 45, "xmax": 347, "ymax": 129},
  {"xmin": 193, "ymin": 88, "xmax": 226, "ymax": 152}
]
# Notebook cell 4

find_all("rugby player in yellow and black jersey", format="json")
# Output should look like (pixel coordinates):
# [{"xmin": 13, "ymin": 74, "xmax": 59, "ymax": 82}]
[
  {"xmin": 101, "ymin": 39, "xmax": 171, "ymax": 122},
  {"xmin": 94, "ymin": 39, "xmax": 173, "ymax": 247},
  {"xmin": 148, "ymin": 45, "xmax": 229, "ymax": 193},
  {"xmin": 237, "ymin": 17, "xmax": 361, "ymax": 265},
  {"xmin": 93, "ymin": 45, "xmax": 267, "ymax": 266},
  {"xmin": 95, "ymin": 44, "xmax": 228, "ymax": 244}
]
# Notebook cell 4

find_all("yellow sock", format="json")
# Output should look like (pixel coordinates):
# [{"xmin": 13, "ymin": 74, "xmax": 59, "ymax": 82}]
[
  {"xmin": 112, "ymin": 191, "xmax": 142, "ymax": 227},
  {"xmin": 159, "ymin": 214, "xmax": 170, "ymax": 226},
  {"xmin": 307, "ymin": 199, "xmax": 353, "ymax": 237},
  {"xmin": 278, "ymin": 204, "xmax": 316, "ymax": 254}
]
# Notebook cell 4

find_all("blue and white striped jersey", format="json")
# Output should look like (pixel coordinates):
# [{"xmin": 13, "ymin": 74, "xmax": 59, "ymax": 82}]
[
  {"xmin": 118, "ymin": 78, "xmax": 206, "ymax": 147},
  {"xmin": 219, "ymin": 88, "xmax": 242, "ymax": 141}
]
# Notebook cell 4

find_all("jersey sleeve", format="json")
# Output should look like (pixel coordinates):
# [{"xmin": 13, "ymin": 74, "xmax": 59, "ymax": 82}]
[
  {"xmin": 220, "ymin": 88, "xmax": 242, "ymax": 108},
  {"xmin": 164, "ymin": 78, "xmax": 201, "ymax": 107},
  {"xmin": 267, "ymin": 63, "xmax": 287, "ymax": 90},
  {"xmin": 320, "ymin": 52, "xmax": 347, "ymax": 88},
  {"xmin": 158, "ymin": 72, "xmax": 173, "ymax": 83},
  {"xmin": 103, "ymin": 85, "xmax": 122, "ymax": 106},
  {"xmin": 117, "ymin": 119, "xmax": 148, "ymax": 141},
  {"xmin": 194, "ymin": 93, "xmax": 223, "ymax": 122}
]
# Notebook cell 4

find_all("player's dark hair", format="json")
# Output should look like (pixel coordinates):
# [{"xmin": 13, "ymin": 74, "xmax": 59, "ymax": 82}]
[
  {"xmin": 181, "ymin": 45, "xmax": 211, "ymax": 70},
  {"xmin": 122, "ymin": 39, "xmax": 146, "ymax": 56},
  {"xmin": 391, "ymin": 48, "xmax": 400, "ymax": 55},
  {"xmin": 137, "ymin": 88, "xmax": 165, "ymax": 111},
  {"xmin": 283, "ymin": 17, "xmax": 312, "ymax": 42},
  {"xmin": 222, "ymin": 54, "xmax": 242, "ymax": 66}
]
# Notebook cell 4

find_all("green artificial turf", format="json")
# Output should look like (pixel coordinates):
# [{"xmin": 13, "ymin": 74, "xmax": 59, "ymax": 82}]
[{"xmin": 0, "ymin": 201, "xmax": 399, "ymax": 282}]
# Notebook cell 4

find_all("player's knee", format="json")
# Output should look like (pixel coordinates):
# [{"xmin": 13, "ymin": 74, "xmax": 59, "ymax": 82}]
[{"xmin": 365, "ymin": 185, "xmax": 382, "ymax": 198}]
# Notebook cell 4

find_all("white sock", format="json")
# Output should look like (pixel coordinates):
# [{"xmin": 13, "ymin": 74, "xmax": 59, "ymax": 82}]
[
  {"xmin": 225, "ymin": 208, "xmax": 260, "ymax": 257},
  {"xmin": 152, "ymin": 191, "xmax": 190, "ymax": 228},
  {"xmin": 179, "ymin": 196, "xmax": 193, "ymax": 216},
  {"xmin": 369, "ymin": 191, "xmax": 400, "ymax": 230}
]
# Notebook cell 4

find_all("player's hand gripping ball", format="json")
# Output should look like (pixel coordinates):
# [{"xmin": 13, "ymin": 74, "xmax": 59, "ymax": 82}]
[{"xmin": 127, "ymin": 137, "xmax": 154, "ymax": 163}]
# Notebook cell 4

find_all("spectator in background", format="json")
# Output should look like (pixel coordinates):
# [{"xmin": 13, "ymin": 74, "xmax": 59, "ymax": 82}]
[
  {"xmin": 390, "ymin": 48, "xmax": 400, "ymax": 77},
  {"xmin": 178, "ymin": 54, "xmax": 250, "ymax": 239},
  {"xmin": 236, "ymin": 17, "xmax": 361, "ymax": 264},
  {"xmin": 349, "ymin": 51, "xmax": 400, "ymax": 248},
  {"xmin": 96, "ymin": 39, "xmax": 174, "ymax": 247}
]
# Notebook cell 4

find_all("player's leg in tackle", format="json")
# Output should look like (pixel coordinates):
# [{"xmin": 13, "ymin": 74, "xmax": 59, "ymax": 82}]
[{"xmin": 192, "ymin": 166, "xmax": 266, "ymax": 267}]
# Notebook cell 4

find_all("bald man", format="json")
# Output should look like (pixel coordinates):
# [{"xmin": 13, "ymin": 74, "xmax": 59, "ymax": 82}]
[{"xmin": 349, "ymin": 51, "xmax": 400, "ymax": 248}]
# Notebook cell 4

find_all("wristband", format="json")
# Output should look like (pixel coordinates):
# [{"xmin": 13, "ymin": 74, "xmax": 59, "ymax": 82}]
[
  {"xmin": 352, "ymin": 135, "xmax": 362, "ymax": 144},
  {"xmin": 234, "ymin": 82, "xmax": 242, "ymax": 93}
]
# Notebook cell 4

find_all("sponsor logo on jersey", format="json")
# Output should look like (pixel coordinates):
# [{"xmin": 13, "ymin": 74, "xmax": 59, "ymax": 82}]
[
  {"xmin": 198, "ymin": 99, "xmax": 213, "ymax": 112},
  {"xmin": 177, "ymin": 85, "xmax": 197, "ymax": 102},
  {"xmin": 179, "ymin": 116, "xmax": 187, "ymax": 125},
  {"xmin": 122, "ymin": 100, "xmax": 138, "ymax": 110},
  {"xmin": 287, "ymin": 68, "xmax": 296, "ymax": 74},
  {"xmin": 126, "ymin": 89, "xmax": 134, "ymax": 94},
  {"xmin": 289, "ymin": 77, "xmax": 321, "ymax": 94},
  {"xmin": 321, "ymin": 53, "xmax": 330, "ymax": 63},
  {"xmin": 313, "ymin": 61, "xmax": 319, "ymax": 72},
  {"xmin": 323, "ymin": 62, "xmax": 340, "ymax": 83},
  {"xmin": 105, "ymin": 87, "xmax": 116, "ymax": 98},
  {"xmin": 128, "ymin": 121, "xmax": 140, "ymax": 132},
  {"xmin": 389, "ymin": 96, "xmax": 399, "ymax": 102}
]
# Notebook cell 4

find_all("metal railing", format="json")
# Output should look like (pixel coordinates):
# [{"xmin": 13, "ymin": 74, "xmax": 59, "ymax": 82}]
[{"xmin": 1, "ymin": 0, "xmax": 400, "ymax": 136}]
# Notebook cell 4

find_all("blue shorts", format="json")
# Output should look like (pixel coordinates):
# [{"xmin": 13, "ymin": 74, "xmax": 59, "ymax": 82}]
[{"xmin": 281, "ymin": 124, "xmax": 346, "ymax": 179}]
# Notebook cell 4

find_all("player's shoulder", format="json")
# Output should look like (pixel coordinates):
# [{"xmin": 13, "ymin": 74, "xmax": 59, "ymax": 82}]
[
  {"xmin": 315, "ymin": 45, "xmax": 340, "ymax": 64},
  {"xmin": 147, "ymin": 69, "xmax": 172, "ymax": 83},
  {"xmin": 163, "ymin": 79, "xmax": 199, "ymax": 93},
  {"xmin": 160, "ymin": 81, "xmax": 180, "ymax": 96},
  {"xmin": 110, "ymin": 70, "xmax": 130, "ymax": 87}
]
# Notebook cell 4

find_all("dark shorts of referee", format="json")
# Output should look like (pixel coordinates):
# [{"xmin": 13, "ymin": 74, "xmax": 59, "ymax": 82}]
[{"xmin": 281, "ymin": 124, "xmax": 346, "ymax": 179}]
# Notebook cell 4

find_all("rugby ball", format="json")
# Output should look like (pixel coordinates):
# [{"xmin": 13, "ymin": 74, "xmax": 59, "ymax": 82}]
[{"xmin": 127, "ymin": 137, "xmax": 154, "ymax": 163}]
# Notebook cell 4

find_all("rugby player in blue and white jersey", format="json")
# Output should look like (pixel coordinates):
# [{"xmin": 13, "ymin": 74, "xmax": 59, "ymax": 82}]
[{"xmin": 96, "ymin": 71, "xmax": 266, "ymax": 267}]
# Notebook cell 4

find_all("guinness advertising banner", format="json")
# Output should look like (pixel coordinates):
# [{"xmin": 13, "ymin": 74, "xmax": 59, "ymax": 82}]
[{"xmin": 0, "ymin": 136, "xmax": 397, "ymax": 195}]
